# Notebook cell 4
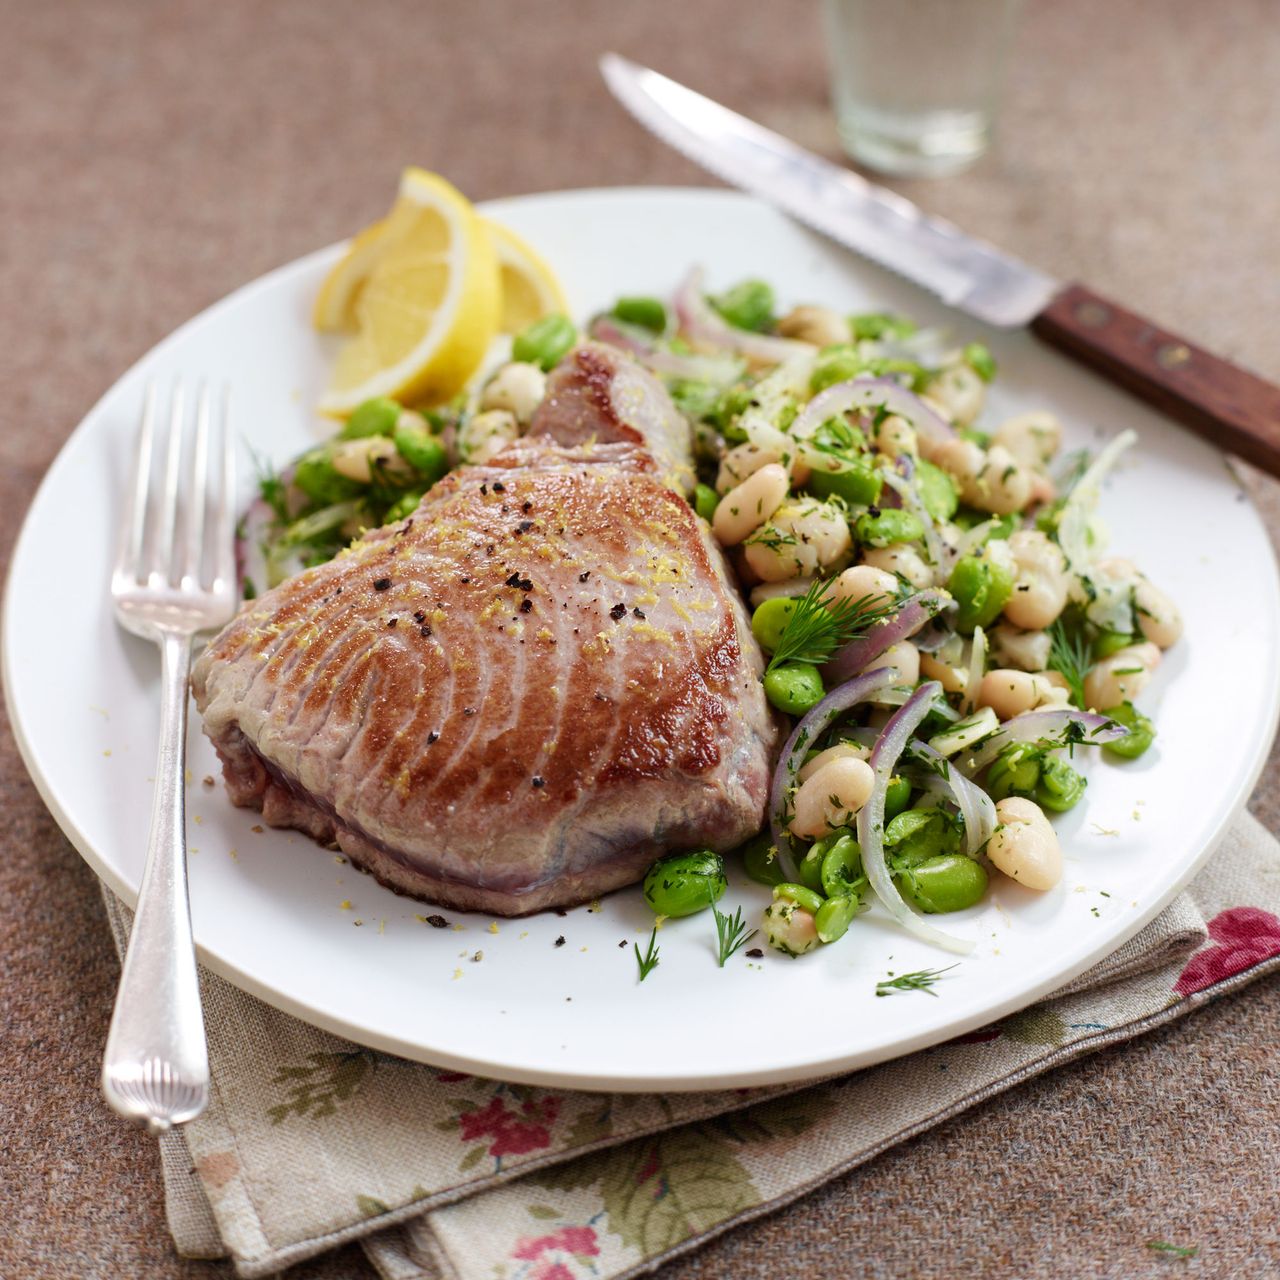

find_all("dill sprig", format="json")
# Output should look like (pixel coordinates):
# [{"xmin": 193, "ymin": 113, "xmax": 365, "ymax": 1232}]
[
  {"xmin": 767, "ymin": 578, "xmax": 903, "ymax": 672},
  {"xmin": 1145, "ymin": 1241, "xmax": 1198, "ymax": 1259},
  {"xmin": 712, "ymin": 904, "xmax": 757, "ymax": 968},
  {"xmin": 875, "ymin": 964, "xmax": 958, "ymax": 998},
  {"xmin": 1047, "ymin": 617, "xmax": 1091, "ymax": 708},
  {"xmin": 634, "ymin": 926, "xmax": 661, "ymax": 982}
]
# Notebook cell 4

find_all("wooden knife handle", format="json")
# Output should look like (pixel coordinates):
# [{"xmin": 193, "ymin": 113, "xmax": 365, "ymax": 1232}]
[{"xmin": 1030, "ymin": 283, "xmax": 1280, "ymax": 479}]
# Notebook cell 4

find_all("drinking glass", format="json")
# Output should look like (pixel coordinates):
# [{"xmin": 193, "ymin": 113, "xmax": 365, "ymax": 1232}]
[{"xmin": 822, "ymin": 0, "xmax": 1022, "ymax": 177}]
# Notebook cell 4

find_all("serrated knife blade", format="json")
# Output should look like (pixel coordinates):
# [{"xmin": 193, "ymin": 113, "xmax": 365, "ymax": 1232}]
[{"xmin": 598, "ymin": 53, "xmax": 1280, "ymax": 478}]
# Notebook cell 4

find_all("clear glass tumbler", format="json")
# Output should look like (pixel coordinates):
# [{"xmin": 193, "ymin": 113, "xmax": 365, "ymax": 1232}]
[{"xmin": 822, "ymin": 0, "xmax": 1022, "ymax": 177}]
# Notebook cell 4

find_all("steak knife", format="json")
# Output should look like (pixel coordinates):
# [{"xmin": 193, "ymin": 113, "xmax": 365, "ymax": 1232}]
[{"xmin": 600, "ymin": 54, "xmax": 1280, "ymax": 479}]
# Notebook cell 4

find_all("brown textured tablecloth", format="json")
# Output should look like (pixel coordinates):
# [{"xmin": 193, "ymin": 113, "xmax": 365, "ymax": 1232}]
[{"xmin": 3, "ymin": 1, "xmax": 1278, "ymax": 1277}]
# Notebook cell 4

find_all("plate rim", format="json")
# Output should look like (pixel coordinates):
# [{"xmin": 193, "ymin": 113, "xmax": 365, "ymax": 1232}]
[{"xmin": 5, "ymin": 185, "xmax": 1280, "ymax": 1091}]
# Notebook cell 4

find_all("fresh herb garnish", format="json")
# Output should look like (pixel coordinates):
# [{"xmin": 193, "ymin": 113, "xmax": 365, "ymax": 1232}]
[
  {"xmin": 1047, "ymin": 617, "xmax": 1091, "ymax": 708},
  {"xmin": 767, "ymin": 578, "xmax": 903, "ymax": 673},
  {"xmin": 1145, "ymin": 1241, "xmax": 1198, "ymax": 1259},
  {"xmin": 712, "ymin": 904, "xmax": 757, "ymax": 968},
  {"xmin": 875, "ymin": 964, "xmax": 957, "ymax": 997},
  {"xmin": 634, "ymin": 926, "xmax": 661, "ymax": 982}
]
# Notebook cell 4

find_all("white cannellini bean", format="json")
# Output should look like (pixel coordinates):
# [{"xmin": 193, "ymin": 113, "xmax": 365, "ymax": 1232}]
[
  {"xmin": 875, "ymin": 640, "xmax": 920, "ymax": 687},
  {"xmin": 861, "ymin": 544, "xmax": 934, "ymax": 589},
  {"xmin": 749, "ymin": 577, "xmax": 815, "ymax": 609},
  {"xmin": 990, "ymin": 623, "xmax": 1052, "ymax": 673},
  {"xmin": 775, "ymin": 304, "xmax": 850, "ymax": 348},
  {"xmin": 987, "ymin": 796, "xmax": 1062, "ymax": 891},
  {"xmin": 919, "ymin": 652, "xmax": 968, "ymax": 694},
  {"xmin": 479, "ymin": 361, "xmax": 547, "ymax": 423},
  {"xmin": 763, "ymin": 899, "xmax": 820, "ymax": 956},
  {"xmin": 716, "ymin": 441, "xmax": 781, "ymax": 494},
  {"xmin": 332, "ymin": 436, "xmax": 400, "ymax": 483},
  {"xmin": 712, "ymin": 463, "xmax": 789, "ymax": 547},
  {"xmin": 1134, "ymin": 577, "xmax": 1183, "ymax": 649},
  {"xmin": 829, "ymin": 564, "xmax": 899, "ymax": 611},
  {"xmin": 790, "ymin": 756, "xmax": 876, "ymax": 840},
  {"xmin": 459, "ymin": 408, "xmax": 519, "ymax": 464},
  {"xmin": 797, "ymin": 742, "xmax": 869, "ymax": 783},
  {"xmin": 925, "ymin": 363, "xmax": 986, "ymax": 427},
  {"xmin": 1083, "ymin": 642, "xmax": 1161, "ymax": 710},
  {"xmin": 743, "ymin": 497, "xmax": 852, "ymax": 582},
  {"xmin": 993, "ymin": 411, "xmax": 1062, "ymax": 470},
  {"xmin": 1003, "ymin": 529, "xmax": 1071, "ymax": 631},
  {"xmin": 873, "ymin": 413, "xmax": 918, "ymax": 458},
  {"xmin": 976, "ymin": 668, "xmax": 1063, "ymax": 721}
]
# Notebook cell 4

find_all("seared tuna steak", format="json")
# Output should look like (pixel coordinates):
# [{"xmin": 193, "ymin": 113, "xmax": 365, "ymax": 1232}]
[{"xmin": 193, "ymin": 351, "xmax": 778, "ymax": 915}]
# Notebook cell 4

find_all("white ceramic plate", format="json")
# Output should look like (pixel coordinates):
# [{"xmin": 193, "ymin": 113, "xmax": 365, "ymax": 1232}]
[{"xmin": 6, "ymin": 190, "xmax": 1278, "ymax": 1091}]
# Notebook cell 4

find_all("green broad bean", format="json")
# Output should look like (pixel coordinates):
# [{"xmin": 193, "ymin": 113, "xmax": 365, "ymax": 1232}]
[
  {"xmin": 293, "ymin": 449, "xmax": 362, "ymax": 505},
  {"xmin": 693, "ymin": 483, "xmax": 719, "ymax": 522},
  {"xmin": 393, "ymin": 422, "xmax": 448, "ymax": 484},
  {"xmin": 885, "ymin": 809, "xmax": 957, "ymax": 868},
  {"xmin": 1093, "ymin": 629, "xmax": 1134, "ymax": 660},
  {"xmin": 817, "ymin": 831, "xmax": 864, "ymax": 898},
  {"xmin": 1103, "ymin": 701, "xmax": 1156, "ymax": 760},
  {"xmin": 1035, "ymin": 756, "xmax": 1086, "ymax": 812},
  {"xmin": 963, "ymin": 342, "xmax": 997, "ymax": 382},
  {"xmin": 670, "ymin": 379, "xmax": 720, "ymax": 423},
  {"xmin": 985, "ymin": 745, "xmax": 1042, "ymax": 801},
  {"xmin": 613, "ymin": 296, "xmax": 667, "ymax": 332},
  {"xmin": 751, "ymin": 595, "xmax": 799, "ymax": 652},
  {"xmin": 773, "ymin": 882, "xmax": 824, "ymax": 914},
  {"xmin": 642, "ymin": 850, "xmax": 727, "ymax": 917},
  {"xmin": 810, "ymin": 346, "xmax": 864, "ymax": 393},
  {"xmin": 710, "ymin": 279, "xmax": 775, "ymax": 333},
  {"xmin": 814, "ymin": 893, "xmax": 859, "ymax": 944},
  {"xmin": 915, "ymin": 459, "xmax": 959, "ymax": 521},
  {"xmin": 512, "ymin": 313, "xmax": 577, "ymax": 370},
  {"xmin": 855, "ymin": 507, "xmax": 924, "ymax": 548},
  {"xmin": 849, "ymin": 312, "xmax": 917, "ymax": 342},
  {"xmin": 898, "ymin": 854, "xmax": 989, "ymax": 914},
  {"xmin": 947, "ymin": 554, "xmax": 1014, "ymax": 632},
  {"xmin": 884, "ymin": 775, "xmax": 912, "ymax": 820},
  {"xmin": 807, "ymin": 459, "xmax": 883, "ymax": 506},
  {"xmin": 383, "ymin": 490, "xmax": 425, "ymax": 523},
  {"xmin": 741, "ymin": 832, "xmax": 786, "ymax": 887},
  {"xmin": 959, "ymin": 428, "xmax": 992, "ymax": 448},
  {"xmin": 713, "ymin": 383, "xmax": 755, "ymax": 434},
  {"xmin": 797, "ymin": 843, "xmax": 827, "ymax": 895},
  {"xmin": 341, "ymin": 396, "xmax": 402, "ymax": 440},
  {"xmin": 763, "ymin": 663, "xmax": 825, "ymax": 715}
]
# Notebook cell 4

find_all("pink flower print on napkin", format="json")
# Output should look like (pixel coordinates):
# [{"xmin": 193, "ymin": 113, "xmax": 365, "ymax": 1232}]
[
  {"xmin": 458, "ymin": 1093, "xmax": 563, "ymax": 1157},
  {"xmin": 512, "ymin": 1225, "xmax": 600, "ymax": 1262},
  {"xmin": 1174, "ymin": 907, "xmax": 1280, "ymax": 997}
]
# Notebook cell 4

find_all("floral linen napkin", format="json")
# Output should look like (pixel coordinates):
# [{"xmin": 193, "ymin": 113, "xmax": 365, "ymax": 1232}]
[{"xmin": 99, "ymin": 810, "xmax": 1280, "ymax": 1279}]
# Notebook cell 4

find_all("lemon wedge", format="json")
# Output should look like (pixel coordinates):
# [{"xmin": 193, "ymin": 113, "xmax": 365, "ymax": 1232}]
[
  {"xmin": 317, "ymin": 168, "xmax": 500, "ymax": 415},
  {"xmin": 486, "ymin": 219, "xmax": 568, "ymax": 334},
  {"xmin": 312, "ymin": 218, "xmax": 388, "ymax": 334}
]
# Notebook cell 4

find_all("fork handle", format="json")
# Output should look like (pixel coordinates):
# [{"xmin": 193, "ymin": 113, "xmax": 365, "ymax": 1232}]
[{"xmin": 102, "ymin": 630, "xmax": 210, "ymax": 1132}]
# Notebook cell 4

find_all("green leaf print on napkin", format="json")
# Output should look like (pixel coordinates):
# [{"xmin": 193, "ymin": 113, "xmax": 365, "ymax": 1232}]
[
  {"xmin": 266, "ymin": 1050, "xmax": 374, "ymax": 1123},
  {"xmin": 1002, "ymin": 1008, "xmax": 1069, "ymax": 1046},
  {"xmin": 597, "ymin": 1127, "xmax": 760, "ymax": 1254}
]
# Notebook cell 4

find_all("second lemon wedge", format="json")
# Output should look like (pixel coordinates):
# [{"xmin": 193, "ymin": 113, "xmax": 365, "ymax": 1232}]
[
  {"xmin": 317, "ymin": 169, "xmax": 501, "ymax": 416},
  {"xmin": 488, "ymin": 220, "xmax": 568, "ymax": 334}
]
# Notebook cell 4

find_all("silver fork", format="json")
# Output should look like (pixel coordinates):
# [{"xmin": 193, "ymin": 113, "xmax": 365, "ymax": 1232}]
[{"xmin": 102, "ymin": 381, "xmax": 237, "ymax": 1133}]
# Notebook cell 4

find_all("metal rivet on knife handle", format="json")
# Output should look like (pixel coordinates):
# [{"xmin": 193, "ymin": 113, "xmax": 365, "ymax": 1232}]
[{"xmin": 1157, "ymin": 343, "xmax": 1192, "ymax": 370}]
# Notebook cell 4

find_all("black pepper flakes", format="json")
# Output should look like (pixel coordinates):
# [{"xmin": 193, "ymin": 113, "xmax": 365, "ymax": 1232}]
[
  {"xmin": 519, "ymin": 598, "xmax": 533, "ymax": 613},
  {"xmin": 492, "ymin": 481, "xmax": 506, "ymax": 493},
  {"xmin": 480, "ymin": 483, "xmax": 488, "ymax": 495},
  {"xmin": 746, "ymin": 948, "xmax": 764, "ymax": 959},
  {"xmin": 506, "ymin": 573, "xmax": 533, "ymax": 591},
  {"xmin": 609, "ymin": 602, "xmax": 627, "ymax": 621},
  {"xmin": 414, "ymin": 610, "xmax": 426, "ymax": 623},
  {"xmin": 516, "ymin": 520, "xmax": 535, "ymax": 534},
  {"xmin": 427, "ymin": 731, "xmax": 439, "ymax": 744},
  {"xmin": 532, "ymin": 776, "xmax": 546, "ymax": 788},
  {"xmin": 386, "ymin": 617, "xmax": 398, "ymax": 628},
  {"xmin": 463, "ymin": 706, "xmax": 477, "ymax": 716},
  {"xmin": 579, "ymin": 571, "xmax": 591, "ymax": 582},
  {"xmin": 554, "ymin": 935, "xmax": 566, "ymax": 947},
  {"xmin": 460, "ymin": 575, "xmax": 471, "ymax": 584},
  {"xmin": 425, "ymin": 914, "xmax": 449, "ymax": 929},
  {"xmin": 373, "ymin": 577, "xmax": 392, "ymax": 591},
  {"xmin": 420, "ymin": 625, "xmax": 432, "ymax": 638},
  {"xmin": 521, "ymin": 500, "xmax": 532, "ymax": 513},
  {"xmin": 632, "ymin": 608, "xmax": 646, "ymax": 620}
]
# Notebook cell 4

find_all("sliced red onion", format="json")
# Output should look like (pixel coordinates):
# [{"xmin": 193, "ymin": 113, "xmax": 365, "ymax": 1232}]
[
  {"xmin": 791, "ymin": 377, "xmax": 955, "ymax": 445},
  {"xmin": 236, "ymin": 495, "xmax": 277, "ymax": 598},
  {"xmin": 768, "ymin": 667, "xmax": 898, "ymax": 882},
  {"xmin": 673, "ymin": 267, "xmax": 813, "ymax": 365},
  {"xmin": 589, "ymin": 315, "xmax": 743, "ymax": 386},
  {"xmin": 880, "ymin": 463, "xmax": 952, "ymax": 573},
  {"xmin": 907, "ymin": 740, "xmax": 997, "ymax": 857},
  {"xmin": 962, "ymin": 624, "xmax": 987, "ymax": 714},
  {"xmin": 822, "ymin": 588, "xmax": 955, "ymax": 684},
  {"xmin": 858, "ymin": 682, "xmax": 975, "ymax": 954},
  {"xmin": 959, "ymin": 709, "xmax": 1128, "ymax": 776}
]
